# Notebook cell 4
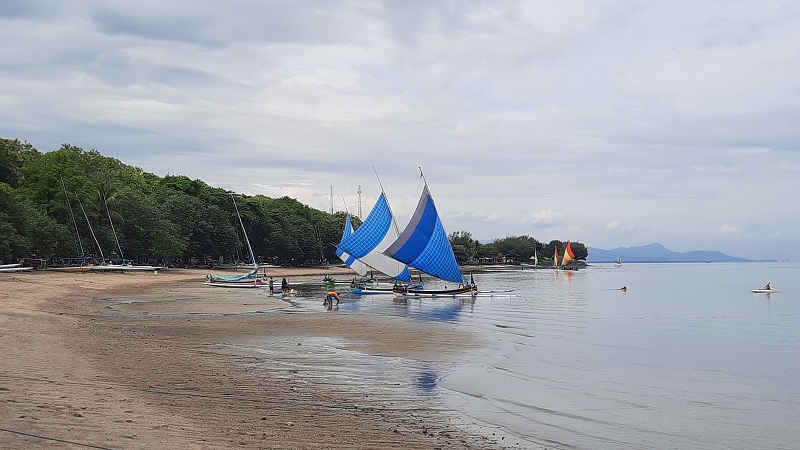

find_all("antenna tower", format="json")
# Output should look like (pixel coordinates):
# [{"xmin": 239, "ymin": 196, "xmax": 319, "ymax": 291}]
[
  {"xmin": 357, "ymin": 185, "xmax": 362, "ymax": 219},
  {"xmin": 329, "ymin": 185, "xmax": 334, "ymax": 214}
]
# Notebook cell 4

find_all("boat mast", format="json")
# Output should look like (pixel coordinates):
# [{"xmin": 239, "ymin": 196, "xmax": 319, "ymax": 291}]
[
  {"xmin": 59, "ymin": 177, "xmax": 85, "ymax": 259},
  {"xmin": 231, "ymin": 194, "xmax": 257, "ymax": 271},
  {"xmin": 77, "ymin": 196, "xmax": 105, "ymax": 262},
  {"xmin": 102, "ymin": 193, "xmax": 125, "ymax": 262}
]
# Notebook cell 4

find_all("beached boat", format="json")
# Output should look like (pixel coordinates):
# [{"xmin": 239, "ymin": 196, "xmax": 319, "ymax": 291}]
[
  {"xmin": 0, "ymin": 264, "xmax": 33, "ymax": 273},
  {"xmin": 383, "ymin": 171, "xmax": 477, "ymax": 298},
  {"xmin": 89, "ymin": 263, "xmax": 163, "ymax": 272},
  {"xmin": 206, "ymin": 195, "xmax": 261, "ymax": 286},
  {"xmin": 203, "ymin": 280, "xmax": 269, "ymax": 288}
]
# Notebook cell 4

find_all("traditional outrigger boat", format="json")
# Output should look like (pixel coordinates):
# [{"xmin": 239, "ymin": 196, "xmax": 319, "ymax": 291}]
[
  {"xmin": 205, "ymin": 195, "xmax": 263, "ymax": 287},
  {"xmin": 337, "ymin": 181, "xmax": 414, "ymax": 295},
  {"xmin": 383, "ymin": 170, "xmax": 477, "ymax": 298}
]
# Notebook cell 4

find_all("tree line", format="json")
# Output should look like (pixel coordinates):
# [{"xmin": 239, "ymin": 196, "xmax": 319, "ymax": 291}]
[{"xmin": 1, "ymin": 137, "xmax": 586, "ymax": 267}]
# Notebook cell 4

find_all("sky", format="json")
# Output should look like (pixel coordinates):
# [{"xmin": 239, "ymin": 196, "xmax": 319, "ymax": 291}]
[{"xmin": 2, "ymin": 0, "xmax": 799, "ymax": 261}]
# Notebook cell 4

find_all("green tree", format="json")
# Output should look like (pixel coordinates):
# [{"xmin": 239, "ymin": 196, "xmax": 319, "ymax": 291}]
[
  {"xmin": 0, "ymin": 183, "xmax": 71, "ymax": 261},
  {"xmin": 0, "ymin": 138, "xmax": 39, "ymax": 187}
]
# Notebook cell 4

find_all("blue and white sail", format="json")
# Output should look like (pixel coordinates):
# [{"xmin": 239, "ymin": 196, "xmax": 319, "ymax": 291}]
[
  {"xmin": 336, "ymin": 214, "xmax": 369, "ymax": 277},
  {"xmin": 337, "ymin": 192, "xmax": 411, "ymax": 282},
  {"xmin": 384, "ymin": 183, "xmax": 463, "ymax": 284}
]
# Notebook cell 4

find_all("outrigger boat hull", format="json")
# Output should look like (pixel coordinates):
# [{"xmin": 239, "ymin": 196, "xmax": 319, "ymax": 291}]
[{"xmin": 394, "ymin": 286, "xmax": 477, "ymax": 298}]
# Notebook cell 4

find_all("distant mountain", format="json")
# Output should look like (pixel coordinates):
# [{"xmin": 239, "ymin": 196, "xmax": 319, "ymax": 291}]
[{"xmin": 587, "ymin": 243, "xmax": 750, "ymax": 263}]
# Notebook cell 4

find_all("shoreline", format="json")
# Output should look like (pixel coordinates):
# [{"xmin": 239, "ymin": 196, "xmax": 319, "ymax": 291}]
[{"xmin": 1, "ymin": 268, "xmax": 506, "ymax": 449}]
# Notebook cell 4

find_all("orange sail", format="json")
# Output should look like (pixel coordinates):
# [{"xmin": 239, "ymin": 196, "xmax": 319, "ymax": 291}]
[
  {"xmin": 561, "ymin": 241, "xmax": 575, "ymax": 267},
  {"xmin": 553, "ymin": 246, "xmax": 559, "ymax": 268}
]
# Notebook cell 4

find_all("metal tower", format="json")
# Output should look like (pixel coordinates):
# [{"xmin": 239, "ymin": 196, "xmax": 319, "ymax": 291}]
[
  {"xmin": 329, "ymin": 185, "xmax": 334, "ymax": 214},
  {"xmin": 357, "ymin": 185, "xmax": 362, "ymax": 219}
]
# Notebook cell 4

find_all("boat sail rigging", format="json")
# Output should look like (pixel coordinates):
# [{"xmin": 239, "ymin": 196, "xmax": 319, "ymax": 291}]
[
  {"xmin": 336, "ymin": 213, "xmax": 370, "ymax": 277},
  {"xmin": 561, "ymin": 241, "xmax": 575, "ymax": 267},
  {"xmin": 336, "ymin": 189, "xmax": 411, "ymax": 283},
  {"xmin": 383, "ymin": 168, "xmax": 476, "ymax": 296},
  {"xmin": 553, "ymin": 245, "xmax": 559, "ymax": 269},
  {"xmin": 205, "ymin": 195, "xmax": 261, "ymax": 284}
]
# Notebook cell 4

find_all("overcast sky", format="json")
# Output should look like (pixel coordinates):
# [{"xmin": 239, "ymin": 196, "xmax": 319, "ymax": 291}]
[{"xmin": 2, "ymin": 0, "xmax": 799, "ymax": 261}]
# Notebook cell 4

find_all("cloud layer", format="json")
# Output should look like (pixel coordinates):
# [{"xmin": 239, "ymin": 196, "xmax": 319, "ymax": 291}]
[{"xmin": 2, "ymin": 0, "xmax": 799, "ymax": 260}]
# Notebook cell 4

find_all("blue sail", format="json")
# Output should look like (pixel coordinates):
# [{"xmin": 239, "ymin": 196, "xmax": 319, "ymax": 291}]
[
  {"xmin": 337, "ymin": 192, "xmax": 411, "ymax": 282},
  {"xmin": 336, "ymin": 214, "xmax": 369, "ymax": 277},
  {"xmin": 384, "ymin": 184, "xmax": 463, "ymax": 284}
]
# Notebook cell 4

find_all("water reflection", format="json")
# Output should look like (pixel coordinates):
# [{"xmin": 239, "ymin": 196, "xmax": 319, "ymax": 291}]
[
  {"xmin": 389, "ymin": 297, "xmax": 473, "ymax": 323},
  {"xmin": 416, "ymin": 369, "xmax": 439, "ymax": 395}
]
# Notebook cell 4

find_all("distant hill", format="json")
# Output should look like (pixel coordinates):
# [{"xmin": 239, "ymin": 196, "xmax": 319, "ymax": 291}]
[{"xmin": 587, "ymin": 243, "xmax": 750, "ymax": 263}]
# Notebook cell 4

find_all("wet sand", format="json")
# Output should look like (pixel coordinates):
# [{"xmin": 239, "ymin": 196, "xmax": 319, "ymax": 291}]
[{"xmin": 1, "ymin": 267, "xmax": 503, "ymax": 449}]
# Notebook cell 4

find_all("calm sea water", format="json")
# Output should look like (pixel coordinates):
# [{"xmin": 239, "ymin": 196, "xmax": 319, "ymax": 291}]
[{"xmin": 243, "ymin": 263, "xmax": 800, "ymax": 449}]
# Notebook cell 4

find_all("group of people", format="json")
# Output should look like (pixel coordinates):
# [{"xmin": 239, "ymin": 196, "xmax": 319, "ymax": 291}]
[{"xmin": 267, "ymin": 277, "xmax": 290, "ymax": 294}]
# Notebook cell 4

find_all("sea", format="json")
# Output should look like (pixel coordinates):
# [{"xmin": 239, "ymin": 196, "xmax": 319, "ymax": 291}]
[{"xmin": 238, "ymin": 263, "xmax": 800, "ymax": 449}]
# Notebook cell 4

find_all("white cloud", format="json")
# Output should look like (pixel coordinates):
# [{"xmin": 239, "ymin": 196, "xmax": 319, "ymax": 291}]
[
  {"xmin": 2, "ymin": 0, "xmax": 799, "ymax": 261},
  {"xmin": 716, "ymin": 224, "xmax": 742, "ymax": 237},
  {"xmin": 525, "ymin": 209, "xmax": 566, "ymax": 225}
]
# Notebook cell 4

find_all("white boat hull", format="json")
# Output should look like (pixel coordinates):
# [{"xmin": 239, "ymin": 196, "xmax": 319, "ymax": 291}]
[
  {"xmin": 89, "ymin": 265, "xmax": 163, "ymax": 272},
  {"xmin": 0, "ymin": 266, "xmax": 33, "ymax": 273}
]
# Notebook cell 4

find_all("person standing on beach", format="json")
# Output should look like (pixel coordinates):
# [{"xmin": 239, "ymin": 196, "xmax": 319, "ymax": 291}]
[
  {"xmin": 268, "ymin": 277, "xmax": 274, "ymax": 294},
  {"xmin": 281, "ymin": 277, "xmax": 288, "ymax": 292}
]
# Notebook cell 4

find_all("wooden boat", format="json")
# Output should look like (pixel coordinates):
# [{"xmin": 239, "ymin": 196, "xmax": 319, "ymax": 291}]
[
  {"xmin": 383, "ymin": 170, "xmax": 478, "ymax": 298},
  {"xmin": 203, "ymin": 280, "xmax": 269, "ymax": 288},
  {"xmin": 337, "ymin": 184, "xmax": 413, "ymax": 293},
  {"xmin": 206, "ymin": 195, "xmax": 261, "ymax": 284}
]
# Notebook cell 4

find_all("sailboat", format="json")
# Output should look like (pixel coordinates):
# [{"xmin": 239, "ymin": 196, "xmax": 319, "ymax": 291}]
[
  {"xmin": 334, "ymin": 213, "xmax": 370, "ymax": 278},
  {"xmin": 553, "ymin": 246, "xmax": 559, "ymax": 269},
  {"xmin": 90, "ymin": 193, "xmax": 164, "ymax": 272},
  {"xmin": 615, "ymin": 257, "xmax": 622, "ymax": 266},
  {"xmin": 561, "ymin": 241, "xmax": 576, "ymax": 269},
  {"xmin": 205, "ymin": 195, "xmax": 263, "ymax": 287},
  {"xmin": 337, "ymin": 187, "xmax": 413, "ymax": 295},
  {"xmin": 383, "ymin": 171, "xmax": 476, "ymax": 297}
]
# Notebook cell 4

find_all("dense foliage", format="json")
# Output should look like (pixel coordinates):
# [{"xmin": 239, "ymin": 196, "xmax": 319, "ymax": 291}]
[
  {"xmin": 0, "ymin": 137, "xmax": 586, "ymax": 266},
  {"xmin": 449, "ymin": 231, "xmax": 587, "ymax": 266}
]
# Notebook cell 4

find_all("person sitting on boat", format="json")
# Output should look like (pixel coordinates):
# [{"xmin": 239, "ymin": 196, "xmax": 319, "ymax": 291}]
[
  {"xmin": 324, "ymin": 291, "xmax": 339, "ymax": 306},
  {"xmin": 763, "ymin": 282, "xmax": 771, "ymax": 290}
]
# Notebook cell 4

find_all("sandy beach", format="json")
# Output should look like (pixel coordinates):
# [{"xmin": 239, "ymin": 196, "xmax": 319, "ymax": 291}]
[{"xmin": 1, "ymin": 267, "xmax": 502, "ymax": 449}]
